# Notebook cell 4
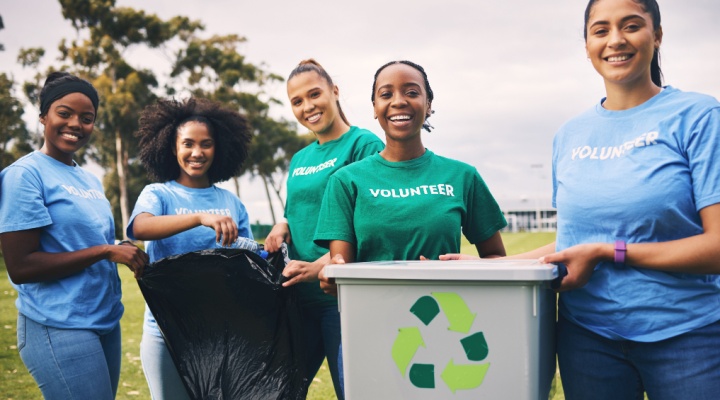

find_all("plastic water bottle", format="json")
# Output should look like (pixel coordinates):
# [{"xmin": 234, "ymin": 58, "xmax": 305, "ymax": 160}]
[{"xmin": 218, "ymin": 236, "xmax": 268, "ymax": 259}]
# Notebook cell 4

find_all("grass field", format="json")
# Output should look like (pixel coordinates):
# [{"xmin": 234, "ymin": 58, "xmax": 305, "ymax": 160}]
[{"xmin": 1, "ymin": 232, "xmax": 559, "ymax": 400}]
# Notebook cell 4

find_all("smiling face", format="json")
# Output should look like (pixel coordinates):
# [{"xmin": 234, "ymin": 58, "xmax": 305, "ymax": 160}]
[
  {"xmin": 585, "ymin": 0, "xmax": 662, "ymax": 89},
  {"xmin": 174, "ymin": 121, "xmax": 215, "ymax": 188},
  {"xmin": 372, "ymin": 63, "xmax": 432, "ymax": 144},
  {"xmin": 39, "ymin": 92, "xmax": 96, "ymax": 165},
  {"xmin": 287, "ymin": 71, "xmax": 344, "ymax": 138}
]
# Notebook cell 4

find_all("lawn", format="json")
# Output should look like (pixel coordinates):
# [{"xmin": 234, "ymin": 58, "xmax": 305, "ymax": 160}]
[{"xmin": 1, "ymin": 232, "xmax": 559, "ymax": 400}]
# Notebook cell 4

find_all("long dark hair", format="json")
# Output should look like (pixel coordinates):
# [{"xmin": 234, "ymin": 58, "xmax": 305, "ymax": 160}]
[{"xmin": 584, "ymin": 0, "xmax": 663, "ymax": 87}]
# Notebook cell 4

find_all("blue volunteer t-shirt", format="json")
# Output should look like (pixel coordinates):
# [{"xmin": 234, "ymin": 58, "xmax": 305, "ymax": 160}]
[
  {"xmin": 552, "ymin": 86, "xmax": 720, "ymax": 341},
  {"xmin": 0, "ymin": 151, "xmax": 122, "ymax": 330},
  {"xmin": 127, "ymin": 180, "xmax": 252, "ymax": 336}
]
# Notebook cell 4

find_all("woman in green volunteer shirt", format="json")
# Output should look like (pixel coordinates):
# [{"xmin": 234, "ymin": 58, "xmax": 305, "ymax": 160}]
[
  {"xmin": 315, "ymin": 60, "xmax": 507, "ymax": 288},
  {"xmin": 264, "ymin": 59, "xmax": 384, "ymax": 399}
]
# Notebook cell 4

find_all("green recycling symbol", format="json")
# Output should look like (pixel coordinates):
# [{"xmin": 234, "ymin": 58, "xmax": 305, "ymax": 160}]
[{"xmin": 391, "ymin": 292, "xmax": 490, "ymax": 393}]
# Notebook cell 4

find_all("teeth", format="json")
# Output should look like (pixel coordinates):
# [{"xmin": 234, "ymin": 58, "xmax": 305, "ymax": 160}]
[
  {"xmin": 389, "ymin": 115, "xmax": 411, "ymax": 121},
  {"xmin": 61, "ymin": 132, "xmax": 81, "ymax": 140},
  {"xmin": 607, "ymin": 55, "xmax": 630, "ymax": 62},
  {"xmin": 307, "ymin": 113, "xmax": 322, "ymax": 123}
]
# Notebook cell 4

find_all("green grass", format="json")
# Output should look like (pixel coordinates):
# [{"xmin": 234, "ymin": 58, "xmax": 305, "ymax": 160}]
[{"xmin": 1, "ymin": 233, "xmax": 559, "ymax": 400}]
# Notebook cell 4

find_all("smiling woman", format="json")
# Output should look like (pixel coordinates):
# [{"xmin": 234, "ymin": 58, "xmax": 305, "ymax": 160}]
[
  {"xmin": 126, "ymin": 97, "xmax": 254, "ymax": 400},
  {"xmin": 0, "ymin": 71, "xmax": 149, "ymax": 400}
]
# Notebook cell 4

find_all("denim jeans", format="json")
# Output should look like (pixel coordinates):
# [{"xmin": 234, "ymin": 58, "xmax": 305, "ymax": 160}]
[
  {"xmin": 557, "ymin": 313, "xmax": 720, "ymax": 400},
  {"xmin": 301, "ymin": 304, "xmax": 344, "ymax": 400},
  {"xmin": 140, "ymin": 331, "xmax": 191, "ymax": 400},
  {"xmin": 17, "ymin": 313, "xmax": 121, "ymax": 400}
]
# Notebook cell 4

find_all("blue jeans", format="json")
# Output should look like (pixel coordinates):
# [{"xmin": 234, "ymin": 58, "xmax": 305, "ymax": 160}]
[
  {"xmin": 557, "ymin": 313, "xmax": 720, "ymax": 400},
  {"xmin": 140, "ymin": 331, "xmax": 191, "ymax": 400},
  {"xmin": 17, "ymin": 313, "xmax": 121, "ymax": 400},
  {"xmin": 301, "ymin": 304, "xmax": 344, "ymax": 400}
]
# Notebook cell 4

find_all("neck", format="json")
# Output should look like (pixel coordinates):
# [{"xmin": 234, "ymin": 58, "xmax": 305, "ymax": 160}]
[
  {"xmin": 602, "ymin": 79, "xmax": 661, "ymax": 111},
  {"xmin": 317, "ymin": 121, "xmax": 351, "ymax": 145},
  {"xmin": 176, "ymin": 175, "xmax": 211, "ymax": 189},
  {"xmin": 40, "ymin": 145, "xmax": 73, "ymax": 166},
  {"xmin": 380, "ymin": 139, "xmax": 426, "ymax": 162}
]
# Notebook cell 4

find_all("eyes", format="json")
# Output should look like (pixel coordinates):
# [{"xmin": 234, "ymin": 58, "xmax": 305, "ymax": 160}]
[
  {"xmin": 181, "ymin": 141, "xmax": 214, "ymax": 149},
  {"xmin": 291, "ymin": 89, "xmax": 323, "ymax": 107},
  {"xmin": 589, "ymin": 20, "xmax": 644, "ymax": 37},
  {"xmin": 56, "ymin": 110, "xmax": 95, "ymax": 125},
  {"xmin": 378, "ymin": 88, "xmax": 422, "ymax": 100}
]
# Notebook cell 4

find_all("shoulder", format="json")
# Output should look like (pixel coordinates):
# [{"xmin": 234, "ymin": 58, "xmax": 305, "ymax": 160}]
[
  {"xmin": 661, "ymin": 86, "xmax": 720, "ymax": 114},
  {"xmin": 137, "ymin": 182, "xmax": 174, "ymax": 198},
  {"xmin": 429, "ymin": 151, "xmax": 476, "ymax": 171}
]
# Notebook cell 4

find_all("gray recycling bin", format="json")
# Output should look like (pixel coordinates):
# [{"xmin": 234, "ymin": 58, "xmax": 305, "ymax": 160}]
[{"xmin": 324, "ymin": 260, "xmax": 557, "ymax": 400}]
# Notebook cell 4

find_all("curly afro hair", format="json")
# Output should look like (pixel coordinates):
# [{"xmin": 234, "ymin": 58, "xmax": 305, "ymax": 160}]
[{"xmin": 136, "ymin": 97, "xmax": 252, "ymax": 184}]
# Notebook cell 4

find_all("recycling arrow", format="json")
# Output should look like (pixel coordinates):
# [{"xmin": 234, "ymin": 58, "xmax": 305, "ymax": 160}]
[
  {"xmin": 432, "ymin": 292, "xmax": 476, "ymax": 333},
  {"xmin": 410, "ymin": 295, "xmax": 440, "ymax": 326},
  {"xmin": 440, "ymin": 359, "xmax": 490, "ymax": 393},
  {"xmin": 391, "ymin": 327, "xmax": 425, "ymax": 376}
]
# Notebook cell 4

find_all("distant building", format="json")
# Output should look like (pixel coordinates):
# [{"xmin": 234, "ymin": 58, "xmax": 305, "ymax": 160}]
[{"xmin": 498, "ymin": 197, "xmax": 556, "ymax": 232}]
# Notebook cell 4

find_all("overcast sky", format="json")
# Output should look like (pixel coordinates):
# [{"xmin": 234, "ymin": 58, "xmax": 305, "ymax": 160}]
[{"xmin": 2, "ymin": 0, "xmax": 719, "ymax": 224}]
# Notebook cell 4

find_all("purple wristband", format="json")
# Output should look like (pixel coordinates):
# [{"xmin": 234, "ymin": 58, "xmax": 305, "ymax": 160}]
[{"xmin": 614, "ymin": 240, "xmax": 626, "ymax": 264}]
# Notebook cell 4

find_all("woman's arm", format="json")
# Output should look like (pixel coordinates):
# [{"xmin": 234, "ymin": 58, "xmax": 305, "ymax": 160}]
[
  {"xmin": 1, "ymin": 229, "xmax": 148, "ymax": 284},
  {"xmin": 329, "ymin": 240, "xmax": 355, "ymax": 264},
  {"xmin": 474, "ymin": 231, "xmax": 507, "ymax": 258},
  {"xmin": 132, "ymin": 212, "xmax": 239, "ymax": 246},
  {"xmin": 542, "ymin": 204, "xmax": 720, "ymax": 291},
  {"xmin": 281, "ymin": 252, "xmax": 330, "ymax": 287},
  {"xmin": 264, "ymin": 222, "xmax": 291, "ymax": 253}
]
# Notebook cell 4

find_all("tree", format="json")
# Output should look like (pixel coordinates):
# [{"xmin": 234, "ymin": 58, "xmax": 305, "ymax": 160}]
[
  {"xmin": 170, "ymin": 34, "xmax": 310, "ymax": 223},
  {"xmin": 0, "ymin": 73, "xmax": 31, "ymax": 170},
  {"xmin": 56, "ymin": 0, "xmax": 202, "ymax": 237}
]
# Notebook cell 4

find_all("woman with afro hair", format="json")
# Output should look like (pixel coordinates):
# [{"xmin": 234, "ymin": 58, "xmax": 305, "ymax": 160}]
[{"xmin": 126, "ymin": 97, "xmax": 253, "ymax": 400}]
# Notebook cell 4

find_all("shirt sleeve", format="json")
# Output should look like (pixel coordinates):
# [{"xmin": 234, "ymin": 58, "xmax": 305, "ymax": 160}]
[
  {"xmin": 313, "ymin": 174, "xmax": 357, "ymax": 249},
  {"xmin": 0, "ymin": 165, "xmax": 52, "ymax": 233},
  {"xmin": 686, "ymin": 107, "xmax": 720, "ymax": 210},
  {"xmin": 126, "ymin": 185, "xmax": 164, "ymax": 240},
  {"xmin": 234, "ymin": 199, "xmax": 253, "ymax": 240},
  {"xmin": 352, "ymin": 135, "xmax": 385, "ymax": 162},
  {"xmin": 462, "ymin": 168, "xmax": 507, "ymax": 244}
]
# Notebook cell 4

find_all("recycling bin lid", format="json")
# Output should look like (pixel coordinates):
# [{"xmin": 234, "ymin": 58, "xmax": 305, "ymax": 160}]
[{"xmin": 324, "ymin": 259, "xmax": 557, "ymax": 282}]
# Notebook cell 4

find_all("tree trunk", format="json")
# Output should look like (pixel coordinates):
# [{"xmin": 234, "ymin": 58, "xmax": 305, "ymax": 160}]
[
  {"xmin": 232, "ymin": 176, "xmax": 240, "ymax": 198},
  {"xmin": 116, "ymin": 132, "xmax": 129, "ymax": 239},
  {"xmin": 260, "ymin": 175, "xmax": 276, "ymax": 225}
]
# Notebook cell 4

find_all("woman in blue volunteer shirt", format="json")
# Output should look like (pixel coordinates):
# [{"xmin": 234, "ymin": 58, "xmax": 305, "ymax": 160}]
[
  {"xmin": 127, "ymin": 97, "xmax": 253, "ymax": 400},
  {"xmin": 445, "ymin": 0, "xmax": 720, "ymax": 398},
  {"xmin": 0, "ymin": 71, "xmax": 149, "ymax": 399}
]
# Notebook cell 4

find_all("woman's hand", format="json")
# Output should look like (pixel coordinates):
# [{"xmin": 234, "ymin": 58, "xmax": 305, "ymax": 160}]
[
  {"xmin": 318, "ymin": 254, "xmax": 345, "ymax": 296},
  {"xmin": 198, "ymin": 214, "xmax": 238, "ymax": 246},
  {"xmin": 437, "ymin": 254, "xmax": 481, "ymax": 261},
  {"xmin": 281, "ymin": 258, "xmax": 324, "ymax": 287},
  {"xmin": 539, "ymin": 242, "xmax": 610, "ymax": 291},
  {"xmin": 109, "ymin": 242, "xmax": 150, "ymax": 279},
  {"xmin": 265, "ymin": 222, "xmax": 290, "ymax": 253}
]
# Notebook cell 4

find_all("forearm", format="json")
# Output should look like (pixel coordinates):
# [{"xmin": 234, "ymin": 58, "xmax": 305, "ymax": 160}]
[
  {"xmin": 132, "ymin": 213, "xmax": 203, "ymax": 240},
  {"xmin": 624, "ymin": 234, "xmax": 720, "ymax": 274},
  {"xmin": 329, "ymin": 240, "xmax": 355, "ymax": 263},
  {"xmin": 505, "ymin": 241, "xmax": 557, "ymax": 260},
  {"xmin": 5, "ymin": 245, "xmax": 112, "ymax": 284}
]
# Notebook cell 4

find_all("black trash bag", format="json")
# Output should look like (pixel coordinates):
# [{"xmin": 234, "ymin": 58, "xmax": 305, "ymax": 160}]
[{"xmin": 137, "ymin": 248, "xmax": 308, "ymax": 400}]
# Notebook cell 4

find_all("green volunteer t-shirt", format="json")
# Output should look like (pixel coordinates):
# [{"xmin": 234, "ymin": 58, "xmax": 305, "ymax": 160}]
[
  {"xmin": 314, "ymin": 150, "xmax": 507, "ymax": 261},
  {"xmin": 285, "ymin": 126, "xmax": 384, "ymax": 307}
]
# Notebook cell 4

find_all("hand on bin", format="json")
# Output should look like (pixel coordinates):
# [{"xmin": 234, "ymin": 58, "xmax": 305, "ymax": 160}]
[{"xmin": 319, "ymin": 254, "xmax": 344, "ymax": 296}]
